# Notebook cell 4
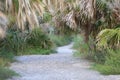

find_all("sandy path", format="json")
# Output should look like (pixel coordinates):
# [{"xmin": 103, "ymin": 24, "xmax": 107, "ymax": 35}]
[{"xmin": 9, "ymin": 43, "xmax": 120, "ymax": 80}]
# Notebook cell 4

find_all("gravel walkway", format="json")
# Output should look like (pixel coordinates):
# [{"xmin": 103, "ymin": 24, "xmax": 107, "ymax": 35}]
[{"xmin": 9, "ymin": 43, "xmax": 120, "ymax": 80}]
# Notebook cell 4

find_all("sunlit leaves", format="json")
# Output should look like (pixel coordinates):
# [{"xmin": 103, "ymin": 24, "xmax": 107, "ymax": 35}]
[{"xmin": 97, "ymin": 28, "xmax": 120, "ymax": 49}]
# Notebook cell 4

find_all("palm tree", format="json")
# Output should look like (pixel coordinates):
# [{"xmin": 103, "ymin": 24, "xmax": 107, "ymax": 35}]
[
  {"xmin": 1, "ymin": 0, "xmax": 120, "ymax": 46},
  {"xmin": 5, "ymin": 0, "xmax": 45, "ymax": 30},
  {"xmin": 96, "ymin": 0, "xmax": 120, "ymax": 50}
]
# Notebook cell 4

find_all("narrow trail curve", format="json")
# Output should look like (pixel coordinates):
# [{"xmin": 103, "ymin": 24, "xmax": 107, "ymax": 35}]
[{"xmin": 9, "ymin": 43, "xmax": 120, "ymax": 80}]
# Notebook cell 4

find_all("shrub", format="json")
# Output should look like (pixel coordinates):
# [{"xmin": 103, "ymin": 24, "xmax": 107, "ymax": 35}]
[
  {"xmin": 93, "ymin": 50, "xmax": 107, "ymax": 64},
  {"xmin": 0, "ymin": 58, "xmax": 10, "ymax": 67},
  {"xmin": 93, "ymin": 28, "xmax": 120, "ymax": 74},
  {"xmin": 73, "ymin": 35, "xmax": 84, "ymax": 49},
  {"xmin": 0, "ymin": 28, "xmax": 55, "ymax": 55},
  {"xmin": 49, "ymin": 34, "xmax": 72, "ymax": 47},
  {"xmin": 0, "ymin": 56, "xmax": 17, "ymax": 80},
  {"xmin": 73, "ymin": 35, "xmax": 92, "ymax": 59},
  {"xmin": 0, "ymin": 67, "xmax": 18, "ymax": 80},
  {"xmin": 0, "ymin": 28, "xmax": 55, "ymax": 79},
  {"xmin": 0, "ymin": 30, "xmax": 27, "ymax": 55},
  {"xmin": 96, "ymin": 28, "xmax": 120, "ymax": 50},
  {"xmin": 93, "ymin": 49, "xmax": 120, "ymax": 75},
  {"xmin": 27, "ymin": 28, "xmax": 53, "ymax": 49}
]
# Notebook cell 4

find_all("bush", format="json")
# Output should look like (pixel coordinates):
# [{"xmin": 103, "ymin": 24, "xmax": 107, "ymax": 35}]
[
  {"xmin": 93, "ymin": 49, "xmax": 120, "ymax": 75},
  {"xmin": 93, "ymin": 49, "xmax": 108, "ymax": 64},
  {"xmin": 0, "ymin": 58, "xmax": 10, "ymax": 67},
  {"xmin": 27, "ymin": 28, "xmax": 53, "ymax": 49},
  {"xmin": 25, "ymin": 28, "xmax": 55, "ymax": 55},
  {"xmin": 73, "ymin": 35, "xmax": 84, "ymax": 49},
  {"xmin": 0, "ymin": 58, "xmax": 17, "ymax": 80},
  {"xmin": 96, "ymin": 28, "xmax": 120, "ymax": 49},
  {"xmin": 0, "ymin": 28, "xmax": 55, "ymax": 79},
  {"xmin": 0, "ymin": 30, "xmax": 27, "ymax": 55},
  {"xmin": 0, "ymin": 67, "xmax": 18, "ymax": 80},
  {"xmin": 0, "ymin": 51, "xmax": 14, "ymax": 62},
  {"xmin": 49, "ymin": 34, "xmax": 72, "ymax": 47},
  {"xmin": 0, "ymin": 28, "xmax": 55, "ymax": 55},
  {"xmin": 73, "ymin": 35, "xmax": 91, "ymax": 59}
]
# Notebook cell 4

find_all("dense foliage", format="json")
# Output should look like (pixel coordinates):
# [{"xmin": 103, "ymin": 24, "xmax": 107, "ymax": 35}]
[{"xmin": 0, "ymin": 0, "xmax": 120, "ymax": 79}]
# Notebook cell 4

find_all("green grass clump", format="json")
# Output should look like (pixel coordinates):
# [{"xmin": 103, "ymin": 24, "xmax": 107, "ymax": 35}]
[
  {"xmin": 24, "ymin": 48, "xmax": 56, "ymax": 55},
  {"xmin": 93, "ymin": 64, "xmax": 120, "ymax": 75},
  {"xmin": 0, "ymin": 67, "xmax": 18, "ymax": 80},
  {"xmin": 93, "ymin": 49, "xmax": 120, "ymax": 75}
]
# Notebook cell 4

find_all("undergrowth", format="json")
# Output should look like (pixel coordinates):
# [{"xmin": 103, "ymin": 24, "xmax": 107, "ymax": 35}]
[
  {"xmin": 0, "ymin": 28, "xmax": 55, "ymax": 80},
  {"xmin": 24, "ymin": 48, "xmax": 56, "ymax": 55},
  {"xmin": 0, "ymin": 57, "xmax": 18, "ymax": 80},
  {"xmin": 0, "ymin": 67, "xmax": 18, "ymax": 80},
  {"xmin": 93, "ymin": 49, "xmax": 120, "ymax": 75},
  {"xmin": 73, "ymin": 35, "xmax": 120, "ymax": 75},
  {"xmin": 49, "ymin": 34, "xmax": 72, "ymax": 47},
  {"xmin": 0, "ymin": 28, "xmax": 55, "ymax": 56}
]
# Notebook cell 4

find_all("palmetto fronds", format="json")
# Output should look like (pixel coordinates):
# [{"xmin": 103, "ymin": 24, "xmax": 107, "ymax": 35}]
[
  {"xmin": 79, "ymin": 0, "xmax": 96, "ymax": 19},
  {"xmin": 96, "ymin": 0, "xmax": 120, "ymax": 49},
  {"xmin": 108, "ymin": 0, "xmax": 120, "ymax": 22},
  {"xmin": 63, "ymin": 10, "xmax": 77, "ymax": 30},
  {"xmin": 5, "ymin": 0, "xmax": 45, "ymax": 30},
  {"xmin": 17, "ymin": 0, "xmax": 39, "ymax": 30},
  {"xmin": 2, "ymin": 0, "xmax": 120, "ymax": 40},
  {"xmin": 97, "ymin": 28, "xmax": 120, "ymax": 49}
]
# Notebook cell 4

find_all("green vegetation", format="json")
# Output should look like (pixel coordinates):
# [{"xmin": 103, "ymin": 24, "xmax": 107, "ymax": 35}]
[
  {"xmin": 73, "ymin": 35, "xmax": 94, "ymax": 60},
  {"xmin": 0, "ymin": 57, "xmax": 18, "ymax": 80},
  {"xmin": 43, "ymin": 12, "xmax": 52, "ymax": 22},
  {"xmin": 0, "ymin": 67, "xmax": 18, "ymax": 80},
  {"xmin": 24, "ymin": 48, "xmax": 53, "ymax": 55},
  {"xmin": 49, "ymin": 34, "xmax": 72, "ymax": 47},
  {"xmin": 73, "ymin": 34, "xmax": 120, "ymax": 75},
  {"xmin": 0, "ymin": 28, "xmax": 55, "ymax": 80},
  {"xmin": 93, "ymin": 50, "xmax": 120, "ymax": 75},
  {"xmin": 0, "ymin": 28, "xmax": 55, "ymax": 55},
  {"xmin": 26, "ymin": 28, "xmax": 54, "ymax": 55},
  {"xmin": 70, "ymin": 0, "xmax": 120, "ymax": 75},
  {"xmin": 0, "ymin": 0, "xmax": 120, "ymax": 79}
]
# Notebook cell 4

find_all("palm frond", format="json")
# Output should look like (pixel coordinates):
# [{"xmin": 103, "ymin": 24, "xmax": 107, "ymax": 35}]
[{"xmin": 97, "ymin": 28, "xmax": 120, "ymax": 49}]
